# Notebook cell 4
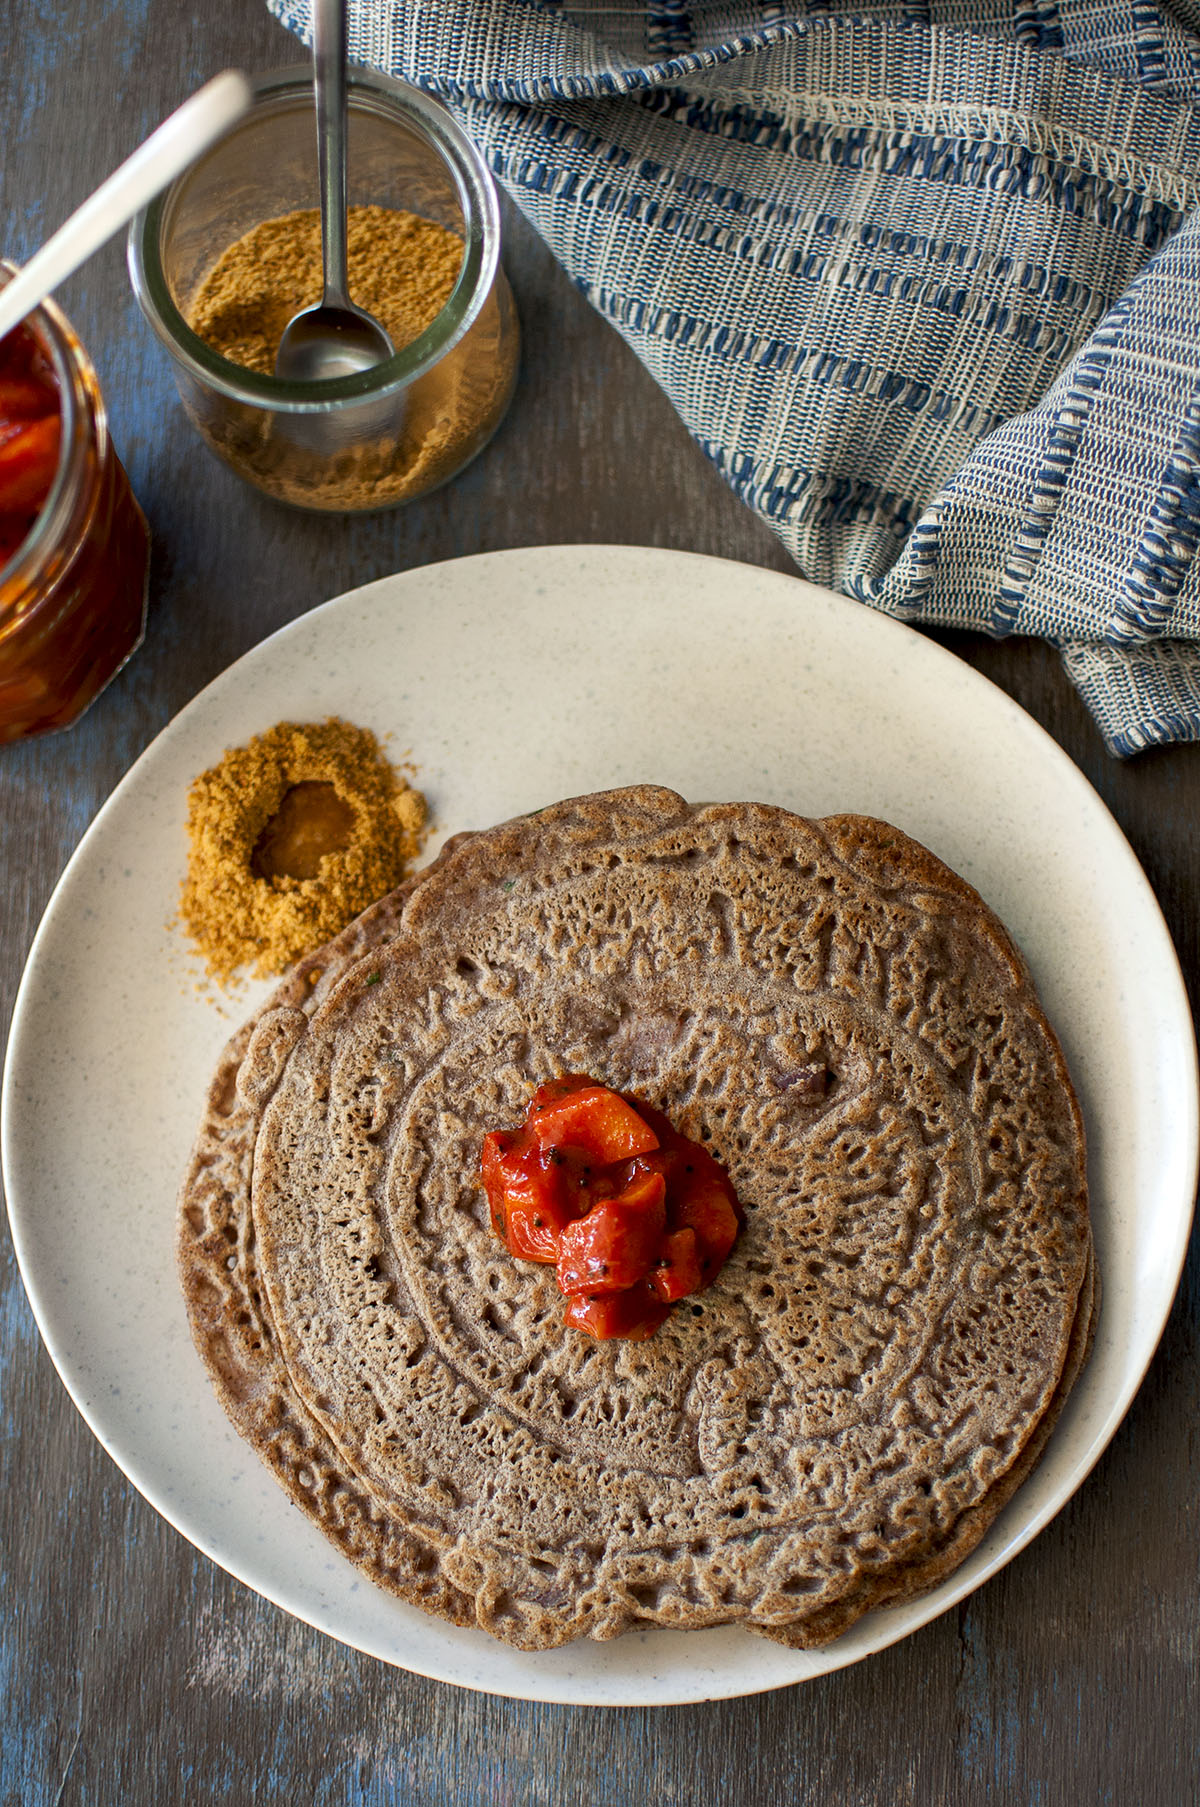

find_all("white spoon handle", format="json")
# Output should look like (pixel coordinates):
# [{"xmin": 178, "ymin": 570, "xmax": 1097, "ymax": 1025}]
[{"xmin": 0, "ymin": 69, "xmax": 253, "ymax": 343}]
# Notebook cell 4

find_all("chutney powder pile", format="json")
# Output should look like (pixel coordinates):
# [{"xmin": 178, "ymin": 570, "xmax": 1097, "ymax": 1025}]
[{"xmin": 179, "ymin": 717, "xmax": 426, "ymax": 984}]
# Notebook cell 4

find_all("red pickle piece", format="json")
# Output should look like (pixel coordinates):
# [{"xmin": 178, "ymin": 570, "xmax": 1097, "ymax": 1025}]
[
  {"xmin": 527, "ymin": 1085, "xmax": 660, "ymax": 1163},
  {"xmin": 647, "ymin": 1226, "xmax": 703, "ymax": 1302},
  {"xmin": 562, "ymin": 1285, "xmax": 671, "ymax": 1341},
  {"xmin": 556, "ymin": 1174, "xmax": 667, "ymax": 1294}
]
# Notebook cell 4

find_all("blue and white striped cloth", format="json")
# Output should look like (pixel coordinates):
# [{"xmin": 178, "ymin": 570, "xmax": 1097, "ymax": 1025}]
[{"xmin": 274, "ymin": 0, "xmax": 1200, "ymax": 754}]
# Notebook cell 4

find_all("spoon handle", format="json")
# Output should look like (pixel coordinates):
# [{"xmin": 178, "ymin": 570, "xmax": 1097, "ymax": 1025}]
[
  {"xmin": 313, "ymin": 0, "xmax": 352, "ymax": 308},
  {"xmin": 0, "ymin": 70, "xmax": 253, "ymax": 344}
]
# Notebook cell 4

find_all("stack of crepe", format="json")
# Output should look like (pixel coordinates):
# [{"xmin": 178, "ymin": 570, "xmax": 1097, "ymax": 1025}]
[{"xmin": 179, "ymin": 786, "xmax": 1095, "ymax": 1649}]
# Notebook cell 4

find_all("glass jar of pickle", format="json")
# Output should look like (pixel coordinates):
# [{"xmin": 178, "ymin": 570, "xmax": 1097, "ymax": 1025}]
[{"xmin": 0, "ymin": 271, "xmax": 150, "ymax": 744}]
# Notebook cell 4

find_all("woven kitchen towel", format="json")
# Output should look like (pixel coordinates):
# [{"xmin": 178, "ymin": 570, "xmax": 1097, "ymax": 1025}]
[{"xmin": 273, "ymin": 0, "xmax": 1200, "ymax": 754}]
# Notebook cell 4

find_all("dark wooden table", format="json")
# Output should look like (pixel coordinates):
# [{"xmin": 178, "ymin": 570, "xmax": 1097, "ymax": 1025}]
[{"xmin": 3, "ymin": 5, "xmax": 1198, "ymax": 1802}]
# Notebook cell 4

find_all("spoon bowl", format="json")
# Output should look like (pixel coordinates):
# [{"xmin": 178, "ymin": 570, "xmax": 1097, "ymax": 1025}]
[
  {"xmin": 274, "ymin": 298, "xmax": 392, "ymax": 383},
  {"xmin": 274, "ymin": 0, "xmax": 393, "ymax": 384}
]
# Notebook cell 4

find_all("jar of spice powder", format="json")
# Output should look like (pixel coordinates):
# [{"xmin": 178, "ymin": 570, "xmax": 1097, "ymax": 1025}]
[{"xmin": 127, "ymin": 67, "xmax": 518, "ymax": 512}]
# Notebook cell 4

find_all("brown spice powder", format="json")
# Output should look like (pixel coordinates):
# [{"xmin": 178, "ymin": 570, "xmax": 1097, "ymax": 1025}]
[
  {"xmin": 180, "ymin": 717, "xmax": 427, "ymax": 984},
  {"xmin": 188, "ymin": 206, "xmax": 464, "ymax": 372},
  {"xmin": 180, "ymin": 205, "xmax": 519, "ymax": 512}
]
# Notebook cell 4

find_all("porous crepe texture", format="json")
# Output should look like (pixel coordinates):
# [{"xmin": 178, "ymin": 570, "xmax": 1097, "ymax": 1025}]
[{"xmin": 179, "ymin": 786, "xmax": 1095, "ymax": 1651}]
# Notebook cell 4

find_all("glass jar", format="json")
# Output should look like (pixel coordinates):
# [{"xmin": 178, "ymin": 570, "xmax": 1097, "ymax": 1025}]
[
  {"xmin": 127, "ymin": 66, "xmax": 519, "ymax": 513},
  {"xmin": 0, "ymin": 274, "xmax": 150, "ymax": 744}
]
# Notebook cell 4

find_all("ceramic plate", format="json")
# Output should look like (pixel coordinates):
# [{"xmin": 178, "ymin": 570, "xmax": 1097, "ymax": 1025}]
[{"xmin": 3, "ymin": 546, "xmax": 1196, "ymax": 1705}]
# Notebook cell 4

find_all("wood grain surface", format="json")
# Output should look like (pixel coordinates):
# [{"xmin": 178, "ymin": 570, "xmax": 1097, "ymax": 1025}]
[{"xmin": 2, "ymin": 5, "xmax": 1198, "ymax": 1803}]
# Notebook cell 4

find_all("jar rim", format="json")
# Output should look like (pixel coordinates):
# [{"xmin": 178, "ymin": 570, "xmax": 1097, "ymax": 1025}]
[
  {"xmin": 0, "ymin": 266, "xmax": 102, "ymax": 593},
  {"xmin": 126, "ymin": 65, "xmax": 503, "ymax": 412}
]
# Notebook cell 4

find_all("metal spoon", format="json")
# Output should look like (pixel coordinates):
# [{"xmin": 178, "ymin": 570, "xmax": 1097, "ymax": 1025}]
[
  {"xmin": 274, "ymin": 0, "xmax": 394, "ymax": 382},
  {"xmin": 0, "ymin": 71, "xmax": 252, "ymax": 345}
]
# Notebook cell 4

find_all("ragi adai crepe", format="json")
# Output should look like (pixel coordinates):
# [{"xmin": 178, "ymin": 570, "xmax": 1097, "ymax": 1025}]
[{"xmin": 178, "ymin": 786, "xmax": 1095, "ymax": 1650}]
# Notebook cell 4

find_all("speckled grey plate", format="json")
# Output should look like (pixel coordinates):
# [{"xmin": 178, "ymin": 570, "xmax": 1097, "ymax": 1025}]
[{"xmin": 3, "ymin": 545, "xmax": 1196, "ymax": 1704}]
